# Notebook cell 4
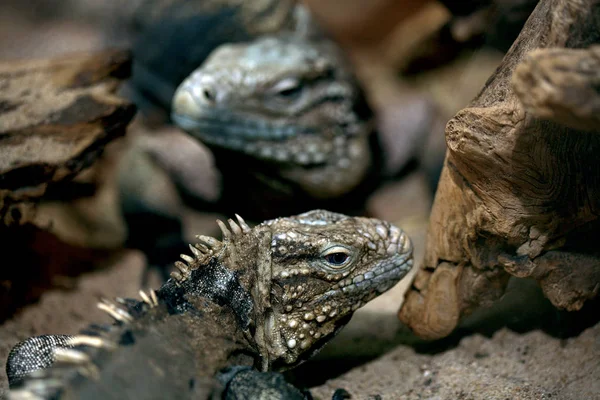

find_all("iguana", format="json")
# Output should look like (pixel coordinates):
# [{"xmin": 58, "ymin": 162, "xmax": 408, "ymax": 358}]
[
  {"xmin": 7, "ymin": 210, "xmax": 413, "ymax": 399},
  {"xmin": 120, "ymin": 4, "xmax": 392, "ymax": 280},
  {"xmin": 170, "ymin": 32, "xmax": 380, "ymax": 217}
]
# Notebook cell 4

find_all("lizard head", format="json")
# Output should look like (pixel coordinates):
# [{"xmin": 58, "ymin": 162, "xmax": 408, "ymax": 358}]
[
  {"xmin": 257, "ymin": 209, "xmax": 413, "ymax": 369},
  {"xmin": 171, "ymin": 35, "xmax": 374, "ymax": 198},
  {"xmin": 169, "ymin": 210, "xmax": 412, "ymax": 371}
]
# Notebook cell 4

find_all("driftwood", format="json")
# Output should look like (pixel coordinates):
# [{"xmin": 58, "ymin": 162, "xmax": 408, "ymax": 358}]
[
  {"xmin": 399, "ymin": 0, "xmax": 600, "ymax": 339},
  {"xmin": 0, "ymin": 50, "xmax": 135, "ymax": 226},
  {"xmin": 512, "ymin": 46, "xmax": 600, "ymax": 131}
]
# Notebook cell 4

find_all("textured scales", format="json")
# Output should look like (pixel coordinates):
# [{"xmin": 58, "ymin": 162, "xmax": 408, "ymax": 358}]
[
  {"xmin": 171, "ymin": 29, "xmax": 375, "ymax": 199},
  {"xmin": 7, "ymin": 210, "xmax": 412, "ymax": 399}
]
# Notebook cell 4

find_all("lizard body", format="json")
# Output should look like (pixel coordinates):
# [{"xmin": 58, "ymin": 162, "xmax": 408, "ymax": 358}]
[{"xmin": 7, "ymin": 210, "xmax": 413, "ymax": 399}]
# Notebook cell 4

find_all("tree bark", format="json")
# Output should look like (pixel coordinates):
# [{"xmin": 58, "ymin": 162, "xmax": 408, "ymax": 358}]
[{"xmin": 399, "ymin": 0, "xmax": 600, "ymax": 339}]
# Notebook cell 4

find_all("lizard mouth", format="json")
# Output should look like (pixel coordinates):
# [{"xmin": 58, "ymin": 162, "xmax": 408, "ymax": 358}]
[
  {"xmin": 171, "ymin": 113, "xmax": 335, "ymax": 166},
  {"xmin": 171, "ymin": 112, "xmax": 316, "ymax": 142}
]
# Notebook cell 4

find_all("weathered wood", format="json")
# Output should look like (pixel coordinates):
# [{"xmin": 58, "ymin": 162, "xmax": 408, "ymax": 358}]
[
  {"xmin": 512, "ymin": 46, "xmax": 600, "ymax": 131},
  {"xmin": 0, "ymin": 50, "xmax": 136, "ymax": 226},
  {"xmin": 399, "ymin": 0, "xmax": 600, "ymax": 339}
]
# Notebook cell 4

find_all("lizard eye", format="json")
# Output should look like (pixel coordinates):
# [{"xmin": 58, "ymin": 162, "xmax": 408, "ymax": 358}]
[
  {"xmin": 321, "ymin": 246, "xmax": 353, "ymax": 269},
  {"xmin": 271, "ymin": 78, "xmax": 303, "ymax": 99},
  {"xmin": 325, "ymin": 252, "xmax": 349, "ymax": 265}
]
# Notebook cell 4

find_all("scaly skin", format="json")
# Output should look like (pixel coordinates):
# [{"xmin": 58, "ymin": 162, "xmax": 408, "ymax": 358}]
[
  {"xmin": 171, "ymin": 33, "xmax": 377, "ymax": 201},
  {"xmin": 7, "ymin": 210, "xmax": 413, "ymax": 399},
  {"xmin": 128, "ymin": 0, "xmax": 302, "ymax": 113}
]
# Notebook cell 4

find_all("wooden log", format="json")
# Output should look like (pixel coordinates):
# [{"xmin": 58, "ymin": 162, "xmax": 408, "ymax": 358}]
[
  {"xmin": 512, "ymin": 46, "xmax": 600, "ymax": 131},
  {"xmin": 399, "ymin": 0, "xmax": 600, "ymax": 339},
  {"xmin": 0, "ymin": 50, "xmax": 136, "ymax": 226}
]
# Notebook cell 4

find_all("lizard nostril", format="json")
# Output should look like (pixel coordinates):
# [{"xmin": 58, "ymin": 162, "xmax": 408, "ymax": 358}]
[{"xmin": 202, "ymin": 87, "xmax": 216, "ymax": 103}]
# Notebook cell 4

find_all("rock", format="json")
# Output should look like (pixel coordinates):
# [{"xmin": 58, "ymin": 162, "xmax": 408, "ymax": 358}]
[{"xmin": 0, "ymin": 49, "xmax": 135, "ymax": 226}]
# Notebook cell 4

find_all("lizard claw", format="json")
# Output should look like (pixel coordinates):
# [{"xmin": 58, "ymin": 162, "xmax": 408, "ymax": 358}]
[{"xmin": 332, "ymin": 388, "xmax": 352, "ymax": 400}]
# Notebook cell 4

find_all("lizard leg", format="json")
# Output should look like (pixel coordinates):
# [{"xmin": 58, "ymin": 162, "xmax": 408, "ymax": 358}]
[
  {"xmin": 218, "ymin": 366, "xmax": 312, "ymax": 400},
  {"xmin": 6, "ymin": 334, "xmax": 75, "ymax": 387}
]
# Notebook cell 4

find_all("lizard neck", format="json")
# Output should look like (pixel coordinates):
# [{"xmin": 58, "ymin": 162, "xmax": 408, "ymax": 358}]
[
  {"xmin": 157, "ymin": 257, "xmax": 255, "ymax": 331},
  {"xmin": 156, "ymin": 229, "xmax": 286, "ymax": 371}
]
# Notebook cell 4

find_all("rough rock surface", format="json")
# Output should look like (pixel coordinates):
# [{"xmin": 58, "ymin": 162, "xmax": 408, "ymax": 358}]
[{"xmin": 0, "ymin": 49, "xmax": 135, "ymax": 226}]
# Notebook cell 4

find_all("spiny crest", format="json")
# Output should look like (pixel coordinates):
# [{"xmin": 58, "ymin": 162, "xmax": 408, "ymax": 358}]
[
  {"xmin": 97, "ymin": 298, "xmax": 134, "ymax": 323},
  {"xmin": 9, "ymin": 289, "xmax": 162, "ymax": 400},
  {"xmin": 95, "ymin": 288, "xmax": 159, "ymax": 324},
  {"xmin": 170, "ymin": 214, "xmax": 252, "ymax": 283},
  {"xmin": 12, "ymin": 336, "xmax": 118, "ymax": 398},
  {"xmin": 138, "ymin": 289, "xmax": 159, "ymax": 308}
]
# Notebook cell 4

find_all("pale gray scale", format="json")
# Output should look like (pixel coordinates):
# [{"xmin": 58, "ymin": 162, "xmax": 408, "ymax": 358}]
[
  {"xmin": 259, "ymin": 146, "xmax": 274, "ymax": 158},
  {"xmin": 341, "ymin": 284, "xmax": 356, "ymax": 293},
  {"xmin": 295, "ymin": 218, "xmax": 328, "ymax": 226},
  {"xmin": 304, "ymin": 142, "xmax": 319, "ymax": 154},
  {"xmin": 273, "ymin": 150, "xmax": 290, "ymax": 161},
  {"xmin": 294, "ymin": 153, "xmax": 311, "ymax": 164},
  {"xmin": 312, "ymin": 152, "xmax": 327, "ymax": 163},
  {"xmin": 386, "ymin": 243, "xmax": 398, "ymax": 256},
  {"xmin": 376, "ymin": 225, "xmax": 389, "ymax": 239},
  {"xmin": 337, "ymin": 158, "xmax": 351, "ymax": 169},
  {"xmin": 355, "ymin": 280, "xmax": 371, "ymax": 291}
]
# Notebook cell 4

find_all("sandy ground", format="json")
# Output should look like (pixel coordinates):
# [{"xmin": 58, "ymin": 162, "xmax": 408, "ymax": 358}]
[{"xmin": 1, "ymin": 186, "xmax": 598, "ymax": 399}]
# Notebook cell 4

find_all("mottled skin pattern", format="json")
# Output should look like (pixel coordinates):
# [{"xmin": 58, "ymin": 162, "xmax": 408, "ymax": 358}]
[
  {"xmin": 7, "ymin": 210, "xmax": 413, "ymax": 399},
  {"xmin": 172, "ymin": 33, "xmax": 376, "ymax": 201}
]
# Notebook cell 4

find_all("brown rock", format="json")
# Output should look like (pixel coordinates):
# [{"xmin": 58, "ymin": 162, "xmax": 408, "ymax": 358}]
[{"xmin": 0, "ymin": 49, "xmax": 135, "ymax": 226}]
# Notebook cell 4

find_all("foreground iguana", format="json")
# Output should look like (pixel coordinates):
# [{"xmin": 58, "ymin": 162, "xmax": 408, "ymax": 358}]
[{"xmin": 7, "ymin": 210, "xmax": 413, "ymax": 399}]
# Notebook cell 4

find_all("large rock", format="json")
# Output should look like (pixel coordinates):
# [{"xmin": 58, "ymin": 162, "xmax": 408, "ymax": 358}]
[{"xmin": 0, "ymin": 49, "xmax": 135, "ymax": 226}]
